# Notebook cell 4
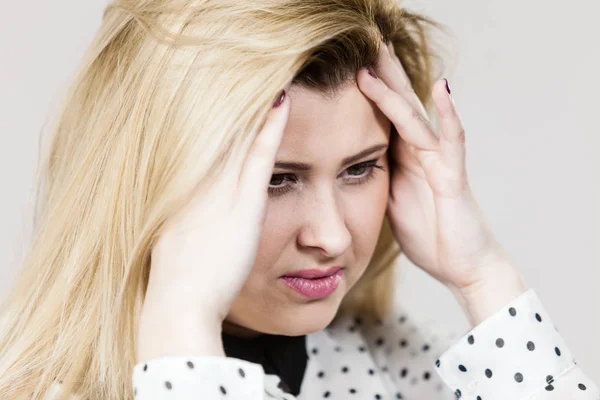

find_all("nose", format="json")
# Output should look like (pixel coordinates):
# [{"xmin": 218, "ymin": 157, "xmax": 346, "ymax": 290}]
[{"xmin": 296, "ymin": 191, "xmax": 352, "ymax": 258}]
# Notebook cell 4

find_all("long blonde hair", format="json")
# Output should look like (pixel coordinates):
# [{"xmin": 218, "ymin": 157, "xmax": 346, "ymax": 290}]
[{"xmin": 0, "ymin": 0, "xmax": 448, "ymax": 398}]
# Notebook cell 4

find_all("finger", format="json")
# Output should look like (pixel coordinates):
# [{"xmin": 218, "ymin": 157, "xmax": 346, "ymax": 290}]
[
  {"xmin": 377, "ymin": 41, "xmax": 430, "ymax": 120},
  {"xmin": 386, "ymin": 42, "xmax": 402, "ymax": 69},
  {"xmin": 237, "ymin": 88, "xmax": 290, "ymax": 217},
  {"xmin": 432, "ymin": 78, "xmax": 466, "ymax": 172},
  {"xmin": 357, "ymin": 67, "xmax": 439, "ymax": 151}
]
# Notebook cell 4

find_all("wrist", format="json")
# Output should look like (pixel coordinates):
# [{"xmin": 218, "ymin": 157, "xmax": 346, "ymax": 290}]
[
  {"xmin": 448, "ymin": 260, "xmax": 528, "ymax": 327},
  {"xmin": 137, "ymin": 302, "xmax": 225, "ymax": 362}
]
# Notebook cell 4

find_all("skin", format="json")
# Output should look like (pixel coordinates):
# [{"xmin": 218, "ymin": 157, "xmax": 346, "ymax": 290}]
[
  {"xmin": 224, "ymin": 83, "xmax": 393, "ymax": 338},
  {"xmin": 139, "ymin": 41, "xmax": 527, "ymax": 361}
]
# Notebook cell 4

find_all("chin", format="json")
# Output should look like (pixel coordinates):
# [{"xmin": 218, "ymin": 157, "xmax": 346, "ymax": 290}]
[
  {"xmin": 227, "ymin": 279, "xmax": 350, "ymax": 336},
  {"xmin": 268, "ymin": 288, "xmax": 347, "ymax": 336}
]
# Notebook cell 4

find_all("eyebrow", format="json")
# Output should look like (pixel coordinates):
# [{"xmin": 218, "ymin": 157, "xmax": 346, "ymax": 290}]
[{"xmin": 274, "ymin": 143, "xmax": 388, "ymax": 171}]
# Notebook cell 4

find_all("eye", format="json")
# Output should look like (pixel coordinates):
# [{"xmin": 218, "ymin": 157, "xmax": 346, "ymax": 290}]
[
  {"xmin": 268, "ymin": 174, "xmax": 296, "ymax": 195},
  {"xmin": 267, "ymin": 159, "xmax": 386, "ymax": 197},
  {"xmin": 346, "ymin": 163, "xmax": 370, "ymax": 177},
  {"xmin": 341, "ymin": 160, "xmax": 385, "ymax": 184}
]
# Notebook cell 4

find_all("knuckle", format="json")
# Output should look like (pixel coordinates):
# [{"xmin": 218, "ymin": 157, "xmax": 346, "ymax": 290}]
[
  {"xmin": 411, "ymin": 108, "xmax": 428, "ymax": 124},
  {"xmin": 456, "ymin": 128, "xmax": 466, "ymax": 143}
]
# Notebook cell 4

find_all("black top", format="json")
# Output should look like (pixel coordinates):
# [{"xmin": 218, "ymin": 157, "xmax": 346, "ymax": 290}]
[{"xmin": 222, "ymin": 331, "xmax": 308, "ymax": 395}]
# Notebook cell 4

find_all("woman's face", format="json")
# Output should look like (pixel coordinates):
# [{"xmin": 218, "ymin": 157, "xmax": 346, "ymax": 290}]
[{"xmin": 224, "ymin": 83, "xmax": 392, "ymax": 337}]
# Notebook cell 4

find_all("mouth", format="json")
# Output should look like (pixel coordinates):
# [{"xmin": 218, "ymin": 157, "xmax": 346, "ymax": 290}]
[
  {"xmin": 280, "ymin": 266, "xmax": 344, "ymax": 299},
  {"xmin": 282, "ymin": 266, "xmax": 343, "ymax": 279}
]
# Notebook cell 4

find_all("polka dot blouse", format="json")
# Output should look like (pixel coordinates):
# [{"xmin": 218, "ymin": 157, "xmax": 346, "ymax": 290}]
[{"xmin": 131, "ymin": 289, "xmax": 598, "ymax": 399}]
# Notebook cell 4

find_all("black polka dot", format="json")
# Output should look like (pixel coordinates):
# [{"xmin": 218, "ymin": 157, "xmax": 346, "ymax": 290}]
[
  {"xmin": 375, "ymin": 338, "xmax": 384, "ymax": 346},
  {"xmin": 515, "ymin": 373, "xmax": 524, "ymax": 383},
  {"xmin": 477, "ymin": 397, "xmax": 482, "ymax": 400},
  {"xmin": 467, "ymin": 335, "xmax": 475, "ymax": 345},
  {"xmin": 334, "ymin": 346, "xmax": 343, "ymax": 352},
  {"xmin": 349, "ymin": 388, "xmax": 357, "ymax": 394},
  {"xmin": 458, "ymin": 364, "xmax": 467, "ymax": 372},
  {"xmin": 555, "ymin": 347, "xmax": 561, "ymax": 356},
  {"xmin": 349, "ymin": 325, "xmax": 357, "ymax": 332},
  {"xmin": 579, "ymin": 383, "xmax": 587, "ymax": 390},
  {"xmin": 143, "ymin": 364, "xmax": 147, "ymax": 372},
  {"xmin": 399, "ymin": 339, "xmax": 408, "ymax": 348},
  {"xmin": 400, "ymin": 368, "xmax": 408, "ymax": 378},
  {"xmin": 546, "ymin": 375, "xmax": 554, "ymax": 383},
  {"xmin": 354, "ymin": 316, "xmax": 363, "ymax": 325},
  {"xmin": 164, "ymin": 381, "xmax": 172, "ymax": 390},
  {"xmin": 399, "ymin": 315, "xmax": 407, "ymax": 323},
  {"xmin": 423, "ymin": 371, "xmax": 431, "ymax": 380},
  {"xmin": 435, "ymin": 359, "xmax": 441, "ymax": 368},
  {"xmin": 368, "ymin": 368, "xmax": 375, "ymax": 375},
  {"xmin": 509, "ymin": 307, "xmax": 517, "ymax": 316},
  {"xmin": 527, "ymin": 341, "xmax": 535, "ymax": 351},
  {"xmin": 375, "ymin": 394, "xmax": 382, "ymax": 399},
  {"xmin": 455, "ymin": 388, "xmax": 462, "ymax": 398},
  {"xmin": 238, "ymin": 368, "xmax": 245, "ymax": 378},
  {"xmin": 485, "ymin": 369, "xmax": 493, "ymax": 378},
  {"xmin": 219, "ymin": 385, "xmax": 227, "ymax": 394},
  {"xmin": 342, "ymin": 366, "xmax": 349, "ymax": 373},
  {"xmin": 545, "ymin": 385, "xmax": 554, "ymax": 391},
  {"xmin": 536, "ymin": 313, "xmax": 542, "ymax": 322},
  {"xmin": 358, "ymin": 346, "xmax": 366, "ymax": 352},
  {"xmin": 422, "ymin": 344, "xmax": 430, "ymax": 351},
  {"xmin": 396, "ymin": 393, "xmax": 403, "ymax": 399},
  {"xmin": 324, "ymin": 390, "xmax": 331, "ymax": 397},
  {"xmin": 382, "ymin": 366, "xmax": 389, "ymax": 373},
  {"xmin": 317, "ymin": 371, "xmax": 325, "ymax": 378},
  {"xmin": 496, "ymin": 338, "xmax": 505, "ymax": 348},
  {"xmin": 186, "ymin": 361, "xmax": 194, "ymax": 369}
]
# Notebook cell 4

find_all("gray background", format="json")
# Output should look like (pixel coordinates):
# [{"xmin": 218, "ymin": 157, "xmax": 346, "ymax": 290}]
[{"xmin": 1, "ymin": 0, "xmax": 598, "ymax": 383}]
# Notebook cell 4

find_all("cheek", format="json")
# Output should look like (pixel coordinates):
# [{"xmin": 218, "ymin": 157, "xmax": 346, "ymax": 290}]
[
  {"xmin": 345, "ymin": 172, "xmax": 390, "ymax": 257},
  {"xmin": 250, "ymin": 200, "xmax": 298, "ymax": 277}
]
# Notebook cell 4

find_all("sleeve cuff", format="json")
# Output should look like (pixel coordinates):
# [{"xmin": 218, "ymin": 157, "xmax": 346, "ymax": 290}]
[
  {"xmin": 132, "ymin": 356, "xmax": 266, "ymax": 399},
  {"xmin": 434, "ymin": 289, "xmax": 576, "ymax": 400}
]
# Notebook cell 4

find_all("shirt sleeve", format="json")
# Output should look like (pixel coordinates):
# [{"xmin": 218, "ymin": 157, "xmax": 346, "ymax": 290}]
[
  {"xmin": 435, "ymin": 288, "xmax": 599, "ymax": 400},
  {"xmin": 132, "ymin": 355, "xmax": 296, "ymax": 399}
]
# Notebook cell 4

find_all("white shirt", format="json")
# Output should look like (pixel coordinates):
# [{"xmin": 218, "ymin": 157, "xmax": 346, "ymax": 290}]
[{"xmin": 132, "ymin": 289, "xmax": 599, "ymax": 399}]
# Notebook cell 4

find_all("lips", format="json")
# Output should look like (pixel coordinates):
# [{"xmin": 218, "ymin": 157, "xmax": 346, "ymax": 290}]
[
  {"xmin": 282, "ymin": 266, "xmax": 343, "ymax": 279},
  {"xmin": 280, "ymin": 267, "xmax": 344, "ymax": 299}
]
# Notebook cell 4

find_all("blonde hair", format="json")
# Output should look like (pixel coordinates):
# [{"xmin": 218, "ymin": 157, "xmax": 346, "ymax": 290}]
[{"xmin": 0, "ymin": 0, "xmax": 448, "ymax": 398}]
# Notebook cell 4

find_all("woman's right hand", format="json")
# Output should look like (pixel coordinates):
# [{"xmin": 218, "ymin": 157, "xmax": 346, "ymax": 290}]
[{"xmin": 137, "ymin": 87, "xmax": 291, "ymax": 361}]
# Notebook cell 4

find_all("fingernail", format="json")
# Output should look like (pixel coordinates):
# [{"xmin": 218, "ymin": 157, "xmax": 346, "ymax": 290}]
[
  {"xmin": 366, "ymin": 65, "xmax": 378, "ymax": 79},
  {"xmin": 444, "ymin": 78, "xmax": 451, "ymax": 95},
  {"xmin": 273, "ymin": 90, "xmax": 286, "ymax": 108}
]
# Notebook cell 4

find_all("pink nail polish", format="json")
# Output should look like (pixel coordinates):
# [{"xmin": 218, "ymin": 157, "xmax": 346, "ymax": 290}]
[
  {"xmin": 444, "ymin": 78, "xmax": 451, "ymax": 94},
  {"xmin": 273, "ymin": 90, "xmax": 286, "ymax": 108},
  {"xmin": 367, "ymin": 66, "xmax": 378, "ymax": 79}
]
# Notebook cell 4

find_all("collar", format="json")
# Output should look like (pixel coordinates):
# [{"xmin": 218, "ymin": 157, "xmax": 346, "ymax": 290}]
[{"xmin": 221, "ymin": 331, "xmax": 308, "ymax": 395}]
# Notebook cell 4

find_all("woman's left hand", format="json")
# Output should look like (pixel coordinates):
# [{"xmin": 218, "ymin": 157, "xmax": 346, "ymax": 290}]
[{"xmin": 357, "ymin": 42, "xmax": 527, "ymax": 323}]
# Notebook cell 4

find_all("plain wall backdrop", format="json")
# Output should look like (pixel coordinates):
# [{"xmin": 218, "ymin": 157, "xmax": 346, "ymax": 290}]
[{"xmin": 1, "ymin": 0, "xmax": 598, "ymax": 384}]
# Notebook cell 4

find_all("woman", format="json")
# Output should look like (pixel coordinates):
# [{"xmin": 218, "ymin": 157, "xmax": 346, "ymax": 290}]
[{"xmin": 0, "ymin": 0, "xmax": 596, "ymax": 398}]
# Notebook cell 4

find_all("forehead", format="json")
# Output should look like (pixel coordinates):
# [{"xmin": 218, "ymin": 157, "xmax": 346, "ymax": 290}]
[{"xmin": 278, "ymin": 83, "xmax": 391, "ymax": 158}]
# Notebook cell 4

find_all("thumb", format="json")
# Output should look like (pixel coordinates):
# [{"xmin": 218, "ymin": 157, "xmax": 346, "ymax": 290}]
[{"xmin": 237, "ymin": 88, "xmax": 290, "ymax": 222}]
